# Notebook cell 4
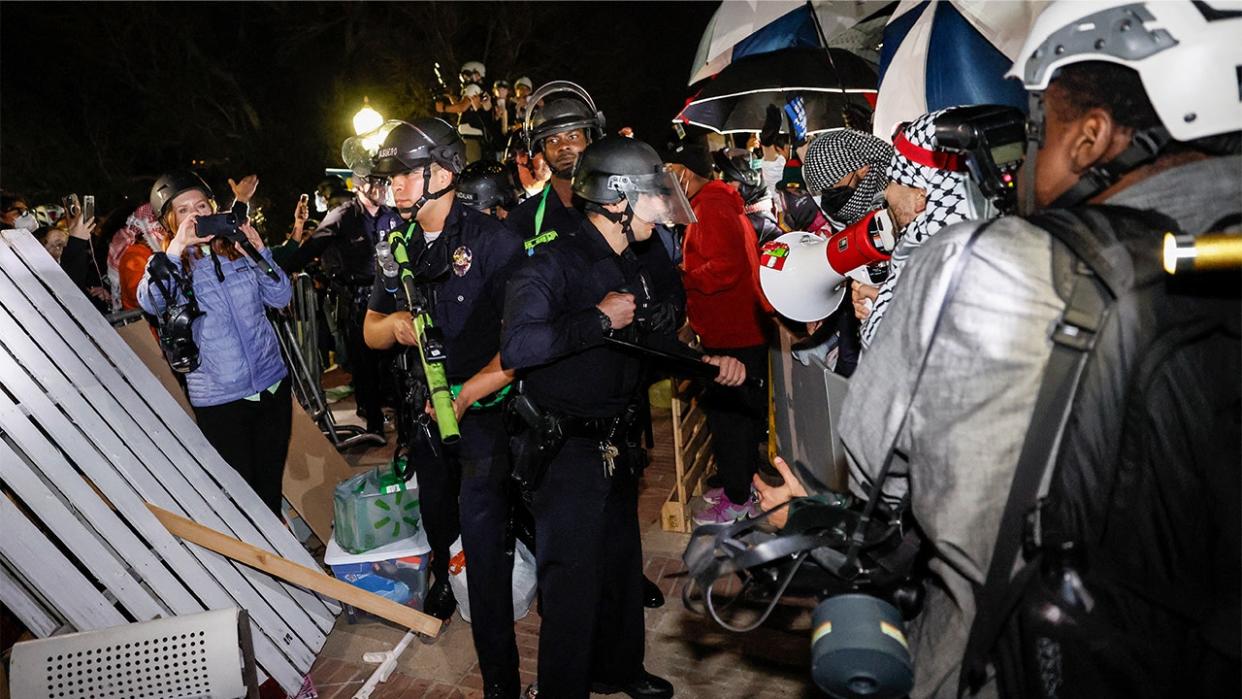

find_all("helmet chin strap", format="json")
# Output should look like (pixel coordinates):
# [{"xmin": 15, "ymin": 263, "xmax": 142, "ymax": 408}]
[
  {"xmin": 586, "ymin": 200, "xmax": 636, "ymax": 241},
  {"xmin": 396, "ymin": 163, "xmax": 456, "ymax": 218},
  {"xmin": 1021, "ymin": 91, "xmax": 1172, "ymax": 214}
]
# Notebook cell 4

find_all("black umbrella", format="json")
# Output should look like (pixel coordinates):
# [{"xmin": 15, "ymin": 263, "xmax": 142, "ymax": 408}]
[{"xmin": 675, "ymin": 47, "xmax": 878, "ymax": 135}]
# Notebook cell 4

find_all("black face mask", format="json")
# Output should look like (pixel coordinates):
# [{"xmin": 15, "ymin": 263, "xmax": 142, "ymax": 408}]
[{"xmin": 818, "ymin": 185, "xmax": 856, "ymax": 218}]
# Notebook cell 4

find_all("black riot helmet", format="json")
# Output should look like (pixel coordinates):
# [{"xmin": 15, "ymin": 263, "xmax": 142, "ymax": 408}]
[
  {"xmin": 150, "ymin": 171, "xmax": 215, "ymax": 220},
  {"xmin": 371, "ymin": 117, "xmax": 466, "ymax": 177},
  {"xmin": 572, "ymin": 139, "xmax": 696, "ymax": 226},
  {"xmin": 371, "ymin": 117, "xmax": 465, "ymax": 216},
  {"xmin": 523, "ymin": 81, "xmax": 605, "ymax": 154},
  {"xmin": 713, "ymin": 147, "xmax": 769, "ymax": 205},
  {"xmin": 456, "ymin": 160, "xmax": 519, "ymax": 213}
]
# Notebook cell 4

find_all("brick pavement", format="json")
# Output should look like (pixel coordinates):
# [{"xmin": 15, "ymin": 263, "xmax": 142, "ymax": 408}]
[{"xmin": 302, "ymin": 384, "xmax": 814, "ymax": 698}]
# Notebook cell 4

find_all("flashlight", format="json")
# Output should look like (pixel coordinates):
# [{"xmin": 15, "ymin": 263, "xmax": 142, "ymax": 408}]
[{"xmin": 1162, "ymin": 232, "xmax": 1242, "ymax": 275}]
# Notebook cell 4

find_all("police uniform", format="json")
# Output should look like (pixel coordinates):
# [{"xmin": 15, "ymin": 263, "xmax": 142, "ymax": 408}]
[
  {"xmin": 284, "ymin": 198, "xmax": 401, "ymax": 433},
  {"xmin": 369, "ymin": 200, "xmax": 524, "ymax": 692},
  {"xmin": 501, "ymin": 216, "xmax": 687, "ymax": 696}
]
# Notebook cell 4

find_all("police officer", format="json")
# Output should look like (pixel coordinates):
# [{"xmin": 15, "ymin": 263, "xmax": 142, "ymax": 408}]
[
  {"xmin": 501, "ymin": 138, "xmax": 746, "ymax": 698},
  {"xmin": 362, "ymin": 117, "xmax": 525, "ymax": 698},
  {"xmin": 456, "ymin": 159, "xmax": 520, "ymax": 221},
  {"xmin": 504, "ymin": 81, "xmax": 605, "ymax": 253},
  {"xmin": 283, "ymin": 175, "xmax": 398, "ymax": 441}
]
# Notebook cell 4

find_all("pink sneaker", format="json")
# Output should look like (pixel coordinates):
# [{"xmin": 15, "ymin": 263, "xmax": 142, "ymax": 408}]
[{"xmin": 692, "ymin": 493, "xmax": 757, "ymax": 526}]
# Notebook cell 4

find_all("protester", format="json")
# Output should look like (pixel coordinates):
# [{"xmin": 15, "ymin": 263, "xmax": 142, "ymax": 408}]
[
  {"xmin": 713, "ymin": 147, "xmax": 780, "ymax": 244},
  {"xmin": 33, "ymin": 225, "xmax": 68, "ymax": 260},
  {"xmin": 114, "ymin": 203, "xmax": 168, "ymax": 311},
  {"xmin": 2, "ymin": 191, "xmax": 36, "ymax": 231},
  {"xmin": 838, "ymin": 2, "xmax": 1241, "ymax": 695},
  {"xmin": 361, "ymin": 117, "xmax": 526, "ymax": 696},
  {"xmin": 858, "ymin": 109, "xmax": 991, "ymax": 347},
  {"xmin": 666, "ymin": 140, "xmax": 770, "ymax": 526},
  {"xmin": 136, "ymin": 171, "xmax": 293, "ymax": 515},
  {"xmin": 502, "ymin": 137, "xmax": 743, "ymax": 699},
  {"xmin": 58, "ymin": 204, "xmax": 111, "ymax": 312}
]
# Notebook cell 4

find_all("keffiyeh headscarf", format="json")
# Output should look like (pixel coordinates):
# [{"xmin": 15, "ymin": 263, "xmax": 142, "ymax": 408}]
[
  {"xmin": 106, "ymin": 203, "xmax": 167, "ymax": 311},
  {"xmin": 802, "ymin": 129, "xmax": 894, "ymax": 226},
  {"xmin": 861, "ymin": 108, "xmax": 979, "ymax": 347}
]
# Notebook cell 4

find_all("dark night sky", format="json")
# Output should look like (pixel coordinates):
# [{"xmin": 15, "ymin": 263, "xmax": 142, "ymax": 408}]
[{"xmin": 0, "ymin": 1, "xmax": 717, "ymax": 233}]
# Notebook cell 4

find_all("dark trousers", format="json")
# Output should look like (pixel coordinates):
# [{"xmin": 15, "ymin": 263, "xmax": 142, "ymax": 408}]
[
  {"xmin": 194, "ymin": 379, "xmax": 292, "ymax": 515},
  {"xmin": 701, "ymin": 344, "xmax": 770, "ymax": 506},
  {"xmin": 410, "ymin": 411, "xmax": 519, "ymax": 691},
  {"xmin": 533, "ymin": 437, "xmax": 645, "ymax": 697},
  {"xmin": 345, "ymin": 300, "xmax": 386, "ymax": 432}
]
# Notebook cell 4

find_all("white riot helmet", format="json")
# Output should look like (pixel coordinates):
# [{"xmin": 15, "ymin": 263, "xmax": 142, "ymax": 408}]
[
  {"xmin": 461, "ymin": 60, "xmax": 486, "ymax": 81},
  {"xmin": 1008, "ymin": 0, "xmax": 1242, "ymax": 210}
]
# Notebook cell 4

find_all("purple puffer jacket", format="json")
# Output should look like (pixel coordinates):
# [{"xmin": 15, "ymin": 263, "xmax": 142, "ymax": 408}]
[{"xmin": 137, "ymin": 246, "xmax": 291, "ymax": 407}]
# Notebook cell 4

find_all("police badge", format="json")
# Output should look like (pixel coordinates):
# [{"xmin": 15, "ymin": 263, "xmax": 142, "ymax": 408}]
[{"xmin": 452, "ymin": 245, "xmax": 473, "ymax": 276}]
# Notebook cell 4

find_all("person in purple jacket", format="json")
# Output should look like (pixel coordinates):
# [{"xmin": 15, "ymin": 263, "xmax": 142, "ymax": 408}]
[{"xmin": 138, "ymin": 171, "xmax": 293, "ymax": 514}]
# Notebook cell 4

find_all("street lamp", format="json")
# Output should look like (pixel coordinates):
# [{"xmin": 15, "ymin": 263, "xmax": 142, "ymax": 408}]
[{"xmin": 353, "ymin": 96, "xmax": 383, "ymax": 136}]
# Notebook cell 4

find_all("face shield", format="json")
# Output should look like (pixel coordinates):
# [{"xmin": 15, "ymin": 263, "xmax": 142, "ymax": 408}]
[
  {"xmin": 340, "ymin": 119, "xmax": 406, "ymax": 178},
  {"xmin": 611, "ymin": 169, "xmax": 697, "ymax": 226}
]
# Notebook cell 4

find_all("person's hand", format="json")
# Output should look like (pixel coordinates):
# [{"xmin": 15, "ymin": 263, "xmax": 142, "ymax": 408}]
[
  {"xmin": 164, "ymin": 213, "xmax": 213, "ymax": 258},
  {"xmin": 426, "ymin": 396, "xmax": 469, "ymax": 422},
  {"xmin": 752, "ymin": 456, "xmax": 808, "ymax": 529},
  {"xmin": 87, "ymin": 286, "xmax": 111, "ymax": 302},
  {"xmin": 388, "ymin": 311, "xmax": 419, "ymax": 346},
  {"xmin": 704, "ymin": 355, "xmax": 746, "ymax": 386},
  {"xmin": 228, "ymin": 174, "xmax": 259, "ymax": 204},
  {"xmin": 66, "ymin": 208, "xmax": 96, "ymax": 241},
  {"xmin": 852, "ymin": 282, "xmax": 878, "ymax": 321},
  {"xmin": 806, "ymin": 319, "xmax": 824, "ymax": 336},
  {"xmin": 294, "ymin": 193, "xmax": 309, "ymax": 225},
  {"xmin": 239, "ymin": 222, "xmax": 265, "ymax": 252},
  {"xmin": 597, "ymin": 291, "xmax": 635, "ymax": 330}
]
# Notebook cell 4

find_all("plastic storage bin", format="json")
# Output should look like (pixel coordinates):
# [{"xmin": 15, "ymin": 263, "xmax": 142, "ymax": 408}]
[{"xmin": 325, "ymin": 530, "xmax": 431, "ymax": 622}]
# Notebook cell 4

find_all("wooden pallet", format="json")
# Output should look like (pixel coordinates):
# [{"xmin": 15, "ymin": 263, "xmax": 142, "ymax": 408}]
[
  {"xmin": 0, "ymin": 229, "xmax": 339, "ymax": 694},
  {"xmin": 660, "ymin": 379, "xmax": 716, "ymax": 533}
]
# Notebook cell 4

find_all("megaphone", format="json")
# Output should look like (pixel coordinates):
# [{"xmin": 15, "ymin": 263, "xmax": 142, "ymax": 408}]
[{"xmin": 759, "ymin": 208, "xmax": 897, "ymax": 322}]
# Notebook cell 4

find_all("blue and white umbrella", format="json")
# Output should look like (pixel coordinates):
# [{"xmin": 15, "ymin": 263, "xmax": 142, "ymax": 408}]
[
  {"xmin": 689, "ymin": 1, "xmax": 896, "ymax": 85},
  {"xmin": 872, "ymin": 0, "xmax": 1047, "ymax": 139}
]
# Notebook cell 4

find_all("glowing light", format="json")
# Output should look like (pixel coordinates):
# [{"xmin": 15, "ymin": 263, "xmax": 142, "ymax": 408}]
[{"xmin": 353, "ymin": 97, "xmax": 383, "ymax": 136}]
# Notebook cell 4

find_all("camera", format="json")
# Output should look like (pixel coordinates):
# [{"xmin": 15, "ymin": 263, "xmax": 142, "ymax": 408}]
[
  {"xmin": 158, "ymin": 302, "xmax": 204, "ymax": 374},
  {"xmin": 934, "ymin": 104, "xmax": 1027, "ymax": 215},
  {"xmin": 195, "ymin": 212, "xmax": 247, "ymax": 243},
  {"xmin": 683, "ymin": 493, "xmax": 924, "ymax": 699}
]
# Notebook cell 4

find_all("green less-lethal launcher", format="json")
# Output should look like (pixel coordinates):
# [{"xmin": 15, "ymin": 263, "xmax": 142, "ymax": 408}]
[{"xmin": 332, "ymin": 459, "xmax": 422, "ymax": 554}]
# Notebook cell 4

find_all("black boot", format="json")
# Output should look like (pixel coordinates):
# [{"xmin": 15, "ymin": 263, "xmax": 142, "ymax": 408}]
[
  {"xmin": 423, "ymin": 578, "xmax": 457, "ymax": 621},
  {"xmin": 592, "ymin": 669, "xmax": 674, "ymax": 699}
]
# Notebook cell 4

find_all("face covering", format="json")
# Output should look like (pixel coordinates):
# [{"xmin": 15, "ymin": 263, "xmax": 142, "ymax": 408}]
[
  {"xmin": 818, "ymin": 185, "xmax": 856, "ymax": 218},
  {"xmin": 13, "ymin": 212, "xmax": 38, "ymax": 232}
]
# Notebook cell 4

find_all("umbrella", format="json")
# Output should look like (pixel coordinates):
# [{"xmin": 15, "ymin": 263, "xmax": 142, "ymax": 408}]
[
  {"xmin": 689, "ymin": 1, "xmax": 897, "ymax": 85},
  {"xmin": 676, "ymin": 47, "xmax": 878, "ymax": 135},
  {"xmin": 872, "ymin": 0, "xmax": 1048, "ymax": 139}
]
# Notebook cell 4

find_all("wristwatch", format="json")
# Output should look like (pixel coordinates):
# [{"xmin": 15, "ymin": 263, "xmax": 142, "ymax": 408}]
[{"xmin": 596, "ymin": 309, "xmax": 613, "ymax": 334}]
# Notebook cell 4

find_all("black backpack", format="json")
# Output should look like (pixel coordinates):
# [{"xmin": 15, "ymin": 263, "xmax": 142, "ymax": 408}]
[{"xmin": 961, "ymin": 205, "xmax": 1241, "ymax": 698}]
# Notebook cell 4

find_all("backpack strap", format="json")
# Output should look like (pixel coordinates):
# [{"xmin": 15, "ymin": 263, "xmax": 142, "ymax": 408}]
[{"xmin": 959, "ymin": 213, "xmax": 1113, "ymax": 697}]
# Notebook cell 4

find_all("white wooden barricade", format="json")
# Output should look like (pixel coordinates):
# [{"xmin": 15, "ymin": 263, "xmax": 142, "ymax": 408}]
[{"xmin": 0, "ymin": 229, "xmax": 339, "ymax": 694}]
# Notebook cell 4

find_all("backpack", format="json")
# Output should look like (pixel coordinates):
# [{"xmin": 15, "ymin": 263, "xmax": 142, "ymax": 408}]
[{"xmin": 961, "ymin": 205, "xmax": 1241, "ymax": 698}]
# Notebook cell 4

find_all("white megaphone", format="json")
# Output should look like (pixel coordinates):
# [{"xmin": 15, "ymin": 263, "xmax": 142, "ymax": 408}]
[{"xmin": 759, "ymin": 208, "xmax": 897, "ymax": 322}]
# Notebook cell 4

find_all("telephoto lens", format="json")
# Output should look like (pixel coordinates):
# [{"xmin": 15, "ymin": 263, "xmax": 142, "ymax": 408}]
[{"xmin": 810, "ymin": 594, "xmax": 914, "ymax": 699}]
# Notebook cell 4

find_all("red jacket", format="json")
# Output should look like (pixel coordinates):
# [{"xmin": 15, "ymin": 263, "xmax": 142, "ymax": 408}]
[{"xmin": 681, "ymin": 180, "xmax": 769, "ymax": 349}]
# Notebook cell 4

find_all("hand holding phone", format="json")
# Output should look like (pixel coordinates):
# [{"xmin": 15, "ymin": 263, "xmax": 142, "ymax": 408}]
[
  {"xmin": 63, "ymin": 193, "xmax": 81, "ymax": 219},
  {"xmin": 82, "ymin": 195, "xmax": 95, "ymax": 223}
]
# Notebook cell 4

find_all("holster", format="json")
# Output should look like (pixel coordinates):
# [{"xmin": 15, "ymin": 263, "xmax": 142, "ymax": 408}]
[{"xmin": 504, "ymin": 393, "xmax": 566, "ymax": 501}]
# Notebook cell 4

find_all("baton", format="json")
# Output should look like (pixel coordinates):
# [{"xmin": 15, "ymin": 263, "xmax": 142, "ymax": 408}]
[{"xmin": 604, "ymin": 335, "xmax": 766, "ymax": 390}]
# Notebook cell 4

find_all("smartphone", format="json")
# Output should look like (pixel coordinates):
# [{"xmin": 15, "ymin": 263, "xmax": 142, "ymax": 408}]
[
  {"xmin": 63, "ymin": 193, "xmax": 81, "ymax": 218},
  {"xmin": 82, "ymin": 195, "xmax": 95, "ymax": 222}
]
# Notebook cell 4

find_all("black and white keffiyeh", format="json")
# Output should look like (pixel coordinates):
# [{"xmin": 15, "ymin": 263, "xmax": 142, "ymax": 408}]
[
  {"xmin": 861, "ymin": 109, "xmax": 977, "ymax": 347},
  {"xmin": 802, "ymin": 129, "xmax": 895, "ymax": 226}
]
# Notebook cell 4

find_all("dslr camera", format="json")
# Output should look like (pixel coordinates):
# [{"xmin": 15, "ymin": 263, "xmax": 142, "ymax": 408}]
[{"xmin": 934, "ymin": 104, "xmax": 1027, "ymax": 216}]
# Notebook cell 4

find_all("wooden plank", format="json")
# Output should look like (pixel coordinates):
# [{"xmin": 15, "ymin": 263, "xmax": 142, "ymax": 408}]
[
  {"xmin": 0, "ymin": 305, "xmax": 316, "ymax": 681},
  {"xmin": 1, "ymin": 231, "xmax": 338, "ymax": 618},
  {"xmin": 0, "ymin": 561, "xmax": 60, "ymax": 637},
  {"xmin": 660, "ymin": 500, "xmax": 688, "ymax": 534},
  {"xmin": 0, "ymin": 254, "xmax": 337, "ymax": 637},
  {"xmin": 0, "ymin": 497, "xmax": 127, "ymax": 630},
  {"xmin": 0, "ymin": 350, "xmax": 303, "ymax": 689},
  {"xmin": 0, "ymin": 440, "xmax": 168, "ymax": 622},
  {"xmin": 147, "ymin": 504, "xmax": 443, "ymax": 638}
]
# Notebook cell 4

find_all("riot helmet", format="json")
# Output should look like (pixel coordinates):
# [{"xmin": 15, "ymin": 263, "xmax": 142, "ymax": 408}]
[
  {"xmin": 370, "ymin": 117, "xmax": 466, "ymax": 177},
  {"xmin": 523, "ymin": 81, "xmax": 606, "ymax": 154},
  {"xmin": 456, "ymin": 159, "xmax": 519, "ymax": 213},
  {"xmin": 573, "ymin": 139, "xmax": 696, "ymax": 226},
  {"xmin": 713, "ymin": 147, "xmax": 768, "ymax": 203}
]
